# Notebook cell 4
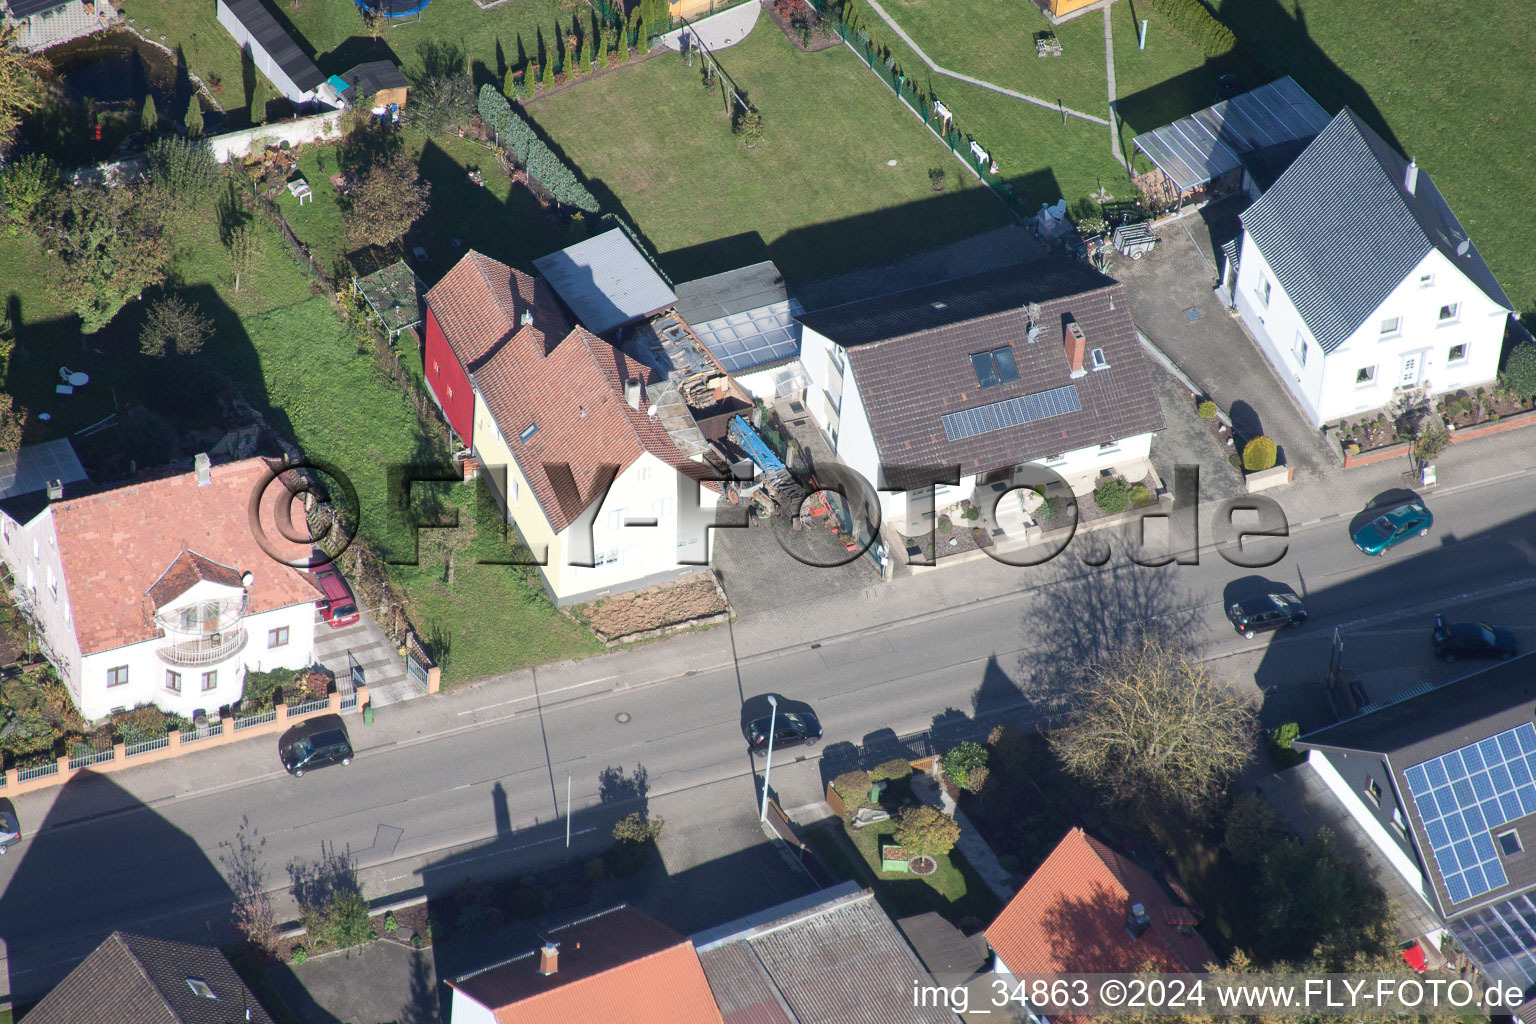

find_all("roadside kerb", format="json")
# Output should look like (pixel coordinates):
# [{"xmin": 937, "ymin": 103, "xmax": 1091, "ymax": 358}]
[{"xmin": 0, "ymin": 685, "xmax": 369, "ymax": 797}]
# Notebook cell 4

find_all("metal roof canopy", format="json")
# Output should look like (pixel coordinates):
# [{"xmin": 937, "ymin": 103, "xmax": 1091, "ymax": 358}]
[
  {"xmin": 1132, "ymin": 76, "xmax": 1331, "ymax": 192},
  {"xmin": 533, "ymin": 228, "xmax": 677, "ymax": 335},
  {"xmin": 690, "ymin": 300, "xmax": 803, "ymax": 374}
]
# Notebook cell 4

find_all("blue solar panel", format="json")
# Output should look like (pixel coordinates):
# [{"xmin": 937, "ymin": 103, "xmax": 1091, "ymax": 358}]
[
  {"xmin": 939, "ymin": 385, "xmax": 1082, "ymax": 442},
  {"xmin": 1410, "ymin": 723, "xmax": 1536, "ymax": 904}
]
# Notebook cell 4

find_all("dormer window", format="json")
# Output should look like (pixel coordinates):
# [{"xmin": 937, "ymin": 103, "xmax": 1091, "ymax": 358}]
[{"xmin": 971, "ymin": 347, "xmax": 1019, "ymax": 388}]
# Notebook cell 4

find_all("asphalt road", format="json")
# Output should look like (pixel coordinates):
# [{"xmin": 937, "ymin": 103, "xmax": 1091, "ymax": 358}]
[{"xmin": 3, "ymin": 476, "xmax": 1536, "ymax": 1001}]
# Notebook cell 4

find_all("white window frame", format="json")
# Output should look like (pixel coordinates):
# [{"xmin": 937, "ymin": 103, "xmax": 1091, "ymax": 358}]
[
  {"xmin": 511, "ymin": 476, "xmax": 519, "ymax": 504},
  {"xmin": 1392, "ymin": 805, "xmax": 1407, "ymax": 834},
  {"xmin": 1293, "ymin": 333, "xmax": 1308, "ymax": 367},
  {"xmin": 1438, "ymin": 302, "xmax": 1460, "ymax": 324},
  {"xmin": 1379, "ymin": 316, "xmax": 1401, "ymax": 339},
  {"xmin": 1418, "ymin": 273, "xmax": 1434, "ymax": 288},
  {"xmin": 1258, "ymin": 276, "xmax": 1271, "ymax": 307},
  {"xmin": 1447, "ymin": 343, "xmax": 1469, "ymax": 364},
  {"xmin": 1089, "ymin": 348, "xmax": 1109, "ymax": 371},
  {"xmin": 607, "ymin": 508, "xmax": 627, "ymax": 531},
  {"xmin": 1365, "ymin": 777, "xmax": 1382, "ymax": 805},
  {"xmin": 1356, "ymin": 365, "xmax": 1376, "ymax": 386}
]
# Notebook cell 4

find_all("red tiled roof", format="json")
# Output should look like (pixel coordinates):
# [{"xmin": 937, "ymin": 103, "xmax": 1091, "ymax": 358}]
[
  {"xmin": 424, "ymin": 250, "xmax": 569, "ymax": 371},
  {"xmin": 474, "ymin": 325, "xmax": 712, "ymax": 534},
  {"xmin": 448, "ymin": 906, "xmax": 724, "ymax": 1024},
  {"xmin": 51, "ymin": 458, "xmax": 321, "ymax": 655},
  {"xmin": 986, "ymin": 828, "xmax": 1214, "ymax": 996}
]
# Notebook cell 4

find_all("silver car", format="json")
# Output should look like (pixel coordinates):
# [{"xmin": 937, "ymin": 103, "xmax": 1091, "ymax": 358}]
[{"xmin": 0, "ymin": 799, "xmax": 20, "ymax": 853}]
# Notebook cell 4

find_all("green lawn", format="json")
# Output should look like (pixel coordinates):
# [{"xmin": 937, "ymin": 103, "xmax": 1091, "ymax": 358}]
[
  {"xmin": 526, "ymin": 25, "xmax": 1008, "ymax": 283},
  {"xmin": 1217, "ymin": 0, "xmax": 1535, "ymax": 319}
]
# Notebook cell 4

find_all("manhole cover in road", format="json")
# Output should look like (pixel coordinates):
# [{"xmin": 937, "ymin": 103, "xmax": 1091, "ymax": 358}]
[
  {"xmin": 615, "ymin": 712, "xmax": 631, "ymax": 724},
  {"xmin": 1183, "ymin": 307, "xmax": 1206, "ymax": 321}
]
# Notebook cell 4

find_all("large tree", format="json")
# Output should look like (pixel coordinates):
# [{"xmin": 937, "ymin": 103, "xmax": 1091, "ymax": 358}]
[
  {"xmin": 47, "ymin": 183, "xmax": 171, "ymax": 333},
  {"xmin": 0, "ymin": 25, "xmax": 50, "ymax": 156},
  {"xmin": 139, "ymin": 295, "xmax": 213, "ymax": 357},
  {"xmin": 344, "ymin": 148, "xmax": 430, "ymax": 249},
  {"xmin": 1049, "ymin": 630, "xmax": 1256, "ymax": 820}
]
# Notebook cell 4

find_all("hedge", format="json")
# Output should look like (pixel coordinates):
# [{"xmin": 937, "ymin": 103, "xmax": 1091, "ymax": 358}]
[
  {"xmin": 1148, "ymin": 0, "xmax": 1236, "ymax": 58},
  {"xmin": 477, "ymin": 85, "xmax": 600, "ymax": 213}
]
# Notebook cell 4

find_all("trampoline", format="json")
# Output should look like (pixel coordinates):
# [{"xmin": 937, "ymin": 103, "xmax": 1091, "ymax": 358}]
[{"xmin": 353, "ymin": 0, "xmax": 432, "ymax": 18}]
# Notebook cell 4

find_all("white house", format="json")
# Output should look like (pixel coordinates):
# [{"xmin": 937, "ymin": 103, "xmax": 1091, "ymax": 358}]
[
  {"xmin": 794, "ymin": 259, "xmax": 1165, "ymax": 529},
  {"xmin": 1233, "ymin": 108, "xmax": 1515, "ymax": 427},
  {"xmin": 1, "ymin": 453, "xmax": 320, "ymax": 721}
]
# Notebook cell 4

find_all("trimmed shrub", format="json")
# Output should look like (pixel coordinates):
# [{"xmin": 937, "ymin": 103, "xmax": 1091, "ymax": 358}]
[
  {"xmin": 612, "ymin": 811, "xmax": 664, "ymax": 844},
  {"xmin": 894, "ymin": 805, "xmax": 961, "ymax": 858},
  {"xmin": 871, "ymin": 758, "xmax": 913, "ymax": 782},
  {"xmin": 384, "ymin": 910, "xmax": 398, "ymax": 933},
  {"xmin": 1093, "ymin": 477, "xmax": 1130, "ymax": 514},
  {"xmin": 1197, "ymin": 400, "xmax": 1218, "ymax": 418},
  {"xmin": 1148, "ymin": 0, "xmax": 1237, "ymax": 58},
  {"xmin": 1502, "ymin": 342, "xmax": 1536, "ymax": 398},
  {"xmin": 477, "ymin": 84, "xmax": 598, "ymax": 211},
  {"xmin": 832, "ymin": 769, "xmax": 873, "ymax": 802},
  {"xmin": 1269, "ymin": 722, "xmax": 1304, "ymax": 769},
  {"xmin": 289, "ymin": 945, "xmax": 309, "ymax": 965},
  {"xmin": 937, "ymin": 515, "xmax": 953, "ymax": 533},
  {"xmin": 1243, "ymin": 435, "xmax": 1278, "ymax": 472},
  {"xmin": 941, "ymin": 741, "xmax": 989, "ymax": 792},
  {"xmin": 1128, "ymin": 483, "xmax": 1152, "ymax": 507}
]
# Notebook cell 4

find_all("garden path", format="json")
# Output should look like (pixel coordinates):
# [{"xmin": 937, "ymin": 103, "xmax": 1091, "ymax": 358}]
[
  {"xmin": 662, "ymin": 1, "xmax": 762, "ymax": 51},
  {"xmin": 912, "ymin": 771, "xmax": 1018, "ymax": 903},
  {"xmin": 1104, "ymin": 5, "xmax": 1126, "ymax": 167},
  {"xmin": 859, "ymin": 0, "xmax": 1110, "ymax": 126}
]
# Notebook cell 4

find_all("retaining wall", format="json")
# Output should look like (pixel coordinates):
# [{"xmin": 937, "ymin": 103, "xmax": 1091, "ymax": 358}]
[{"xmin": 207, "ymin": 109, "xmax": 346, "ymax": 163}]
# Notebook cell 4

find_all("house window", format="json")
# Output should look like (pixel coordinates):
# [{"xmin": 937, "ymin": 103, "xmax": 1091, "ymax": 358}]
[
  {"xmin": 1293, "ymin": 334, "xmax": 1308, "ymax": 367},
  {"xmin": 595, "ymin": 549, "xmax": 619, "ymax": 566},
  {"xmin": 1379, "ymin": 317, "xmax": 1401, "ymax": 338},
  {"xmin": 652, "ymin": 497, "xmax": 674, "ymax": 519},
  {"xmin": 1365, "ymin": 777, "xmax": 1382, "ymax": 805},
  {"xmin": 607, "ymin": 508, "xmax": 627, "ymax": 531},
  {"xmin": 970, "ymin": 347, "xmax": 1020, "ymax": 388},
  {"xmin": 1447, "ymin": 344, "xmax": 1468, "ymax": 363},
  {"xmin": 1098, "ymin": 441, "xmax": 1120, "ymax": 453},
  {"xmin": 638, "ymin": 466, "xmax": 651, "ymax": 482},
  {"xmin": 268, "ymin": 626, "xmax": 290, "ymax": 649},
  {"xmin": 1439, "ymin": 303, "xmax": 1460, "ymax": 323},
  {"xmin": 32, "ymin": 538, "xmax": 39, "ymax": 560},
  {"xmin": 1090, "ymin": 348, "xmax": 1109, "ymax": 371},
  {"xmin": 1045, "ymin": 454, "xmax": 1068, "ymax": 466},
  {"xmin": 511, "ymin": 477, "xmax": 519, "ymax": 504},
  {"xmin": 433, "ymin": 360, "xmax": 439, "ymax": 374},
  {"xmin": 107, "ymin": 666, "xmax": 129, "ymax": 688},
  {"xmin": 446, "ymin": 386, "xmax": 453, "ymax": 400},
  {"xmin": 1419, "ymin": 273, "xmax": 1434, "ymax": 288},
  {"xmin": 1356, "ymin": 366, "xmax": 1376, "ymax": 385},
  {"xmin": 1500, "ymin": 830, "xmax": 1523, "ymax": 856},
  {"xmin": 201, "ymin": 670, "xmax": 218, "ymax": 692},
  {"xmin": 519, "ymin": 423, "xmax": 539, "ymax": 443},
  {"xmin": 47, "ymin": 567, "xmax": 56, "ymax": 598},
  {"xmin": 166, "ymin": 670, "xmax": 182, "ymax": 694},
  {"xmin": 1259, "ymin": 276, "xmax": 1271, "ymax": 307},
  {"xmin": 1392, "ymin": 805, "xmax": 1406, "ymax": 834}
]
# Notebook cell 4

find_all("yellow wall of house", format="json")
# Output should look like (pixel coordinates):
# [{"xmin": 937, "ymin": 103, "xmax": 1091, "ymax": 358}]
[{"xmin": 472, "ymin": 394, "xmax": 569, "ymax": 595}]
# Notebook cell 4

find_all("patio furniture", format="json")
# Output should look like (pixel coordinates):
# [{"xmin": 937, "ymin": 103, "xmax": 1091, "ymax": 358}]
[
  {"xmin": 286, "ymin": 178, "xmax": 314, "ymax": 205},
  {"xmin": 55, "ymin": 384, "xmax": 74, "ymax": 395}
]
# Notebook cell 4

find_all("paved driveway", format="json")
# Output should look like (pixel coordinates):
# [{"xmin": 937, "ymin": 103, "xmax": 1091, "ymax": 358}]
[{"xmin": 1108, "ymin": 199, "xmax": 1341, "ymax": 489}]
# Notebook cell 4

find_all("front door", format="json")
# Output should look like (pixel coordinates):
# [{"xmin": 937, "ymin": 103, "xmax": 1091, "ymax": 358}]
[{"xmin": 1398, "ymin": 354, "xmax": 1422, "ymax": 387}]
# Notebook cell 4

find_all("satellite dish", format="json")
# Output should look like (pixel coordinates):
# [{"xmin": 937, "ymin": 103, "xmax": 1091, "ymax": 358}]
[{"xmin": 241, "ymin": 570, "xmax": 254, "ymax": 587}]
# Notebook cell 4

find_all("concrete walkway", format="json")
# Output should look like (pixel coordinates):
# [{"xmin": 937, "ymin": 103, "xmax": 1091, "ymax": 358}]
[
  {"xmin": 912, "ymin": 772, "xmax": 1017, "ymax": 904},
  {"xmin": 1104, "ymin": 6, "xmax": 1125, "ymax": 168},
  {"xmin": 662, "ymin": 1, "xmax": 760, "ymax": 52},
  {"xmin": 860, "ymin": 0, "xmax": 1110, "ymax": 126}
]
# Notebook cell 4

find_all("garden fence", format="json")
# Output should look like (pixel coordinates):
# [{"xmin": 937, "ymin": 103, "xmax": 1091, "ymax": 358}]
[
  {"xmin": 125, "ymin": 735, "xmax": 171, "ymax": 757},
  {"xmin": 339, "ymin": 692, "xmax": 359, "ymax": 712},
  {"xmin": 181, "ymin": 722, "xmax": 224, "ymax": 744},
  {"xmin": 17, "ymin": 762, "xmax": 60, "ymax": 783},
  {"xmin": 68, "ymin": 747, "xmax": 116, "ymax": 771},
  {"xmin": 233, "ymin": 709, "xmax": 279, "ymax": 732},
  {"xmin": 290, "ymin": 697, "xmax": 330, "ymax": 717}
]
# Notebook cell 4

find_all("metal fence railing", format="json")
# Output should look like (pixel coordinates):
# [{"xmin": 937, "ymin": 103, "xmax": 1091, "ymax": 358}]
[
  {"xmin": 125, "ymin": 735, "xmax": 171, "ymax": 757},
  {"xmin": 182, "ymin": 723, "xmax": 224, "ymax": 744},
  {"xmin": 339, "ymin": 693, "xmax": 359, "ymax": 712},
  {"xmin": 290, "ymin": 698, "xmax": 330, "ymax": 718},
  {"xmin": 69, "ymin": 747, "xmax": 116, "ymax": 771},
  {"xmin": 233, "ymin": 709, "xmax": 278, "ymax": 732},
  {"xmin": 17, "ymin": 762, "xmax": 60, "ymax": 782}
]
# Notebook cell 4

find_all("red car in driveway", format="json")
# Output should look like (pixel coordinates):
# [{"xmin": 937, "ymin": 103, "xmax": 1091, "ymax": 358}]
[{"xmin": 314, "ymin": 566, "xmax": 360, "ymax": 628}]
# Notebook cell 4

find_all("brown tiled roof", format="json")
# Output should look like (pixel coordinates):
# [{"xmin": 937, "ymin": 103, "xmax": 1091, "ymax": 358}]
[
  {"xmin": 425, "ymin": 250, "xmax": 570, "ymax": 371},
  {"xmin": 985, "ymin": 828, "xmax": 1214, "ymax": 1011},
  {"xmin": 23, "ymin": 931, "xmax": 277, "ymax": 1024},
  {"xmin": 473, "ymin": 326, "xmax": 713, "ymax": 534},
  {"xmin": 146, "ymin": 549, "xmax": 246, "ymax": 608},
  {"xmin": 796, "ymin": 260, "xmax": 1165, "ymax": 488},
  {"xmin": 448, "ymin": 906, "xmax": 724, "ymax": 1024},
  {"xmin": 51, "ymin": 458, "xmax": 321, "ymax": 655}
]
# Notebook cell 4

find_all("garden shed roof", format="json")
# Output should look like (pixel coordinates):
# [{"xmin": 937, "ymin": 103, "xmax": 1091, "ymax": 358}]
[
  {"xmin": 218, "ymin": 0, "xmax": 325, "ymax": 94},
  {"xmin": 534, "ymin": 229, "xmax": 677, "ymax": 335}
]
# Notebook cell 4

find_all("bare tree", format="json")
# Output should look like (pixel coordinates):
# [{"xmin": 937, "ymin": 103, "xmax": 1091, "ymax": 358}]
[
  {"xmin": 1049, "ymin": 629, "xmax": 1255, "ymax": 821},
  {"xmin": 139, "ymin": 295, "xmax": 213, "ymax": 357},
  {"xmin": 219, "ymin": 816, "xmax": 279, "ymax": 956},
  {"xmin": 225, "ymin": 222, "xmax": 255, "ymax": 293}
]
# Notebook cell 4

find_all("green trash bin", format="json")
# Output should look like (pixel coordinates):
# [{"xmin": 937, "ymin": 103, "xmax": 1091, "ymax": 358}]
[{"xmin": 363, "ymin": 705, "xmax": 375, "ymax": 726}]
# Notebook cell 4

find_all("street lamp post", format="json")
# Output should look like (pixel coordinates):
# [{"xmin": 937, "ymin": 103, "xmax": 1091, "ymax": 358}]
[{"xmin": 759, "ymin": 695, "xmax": 778, "ymax": 822}]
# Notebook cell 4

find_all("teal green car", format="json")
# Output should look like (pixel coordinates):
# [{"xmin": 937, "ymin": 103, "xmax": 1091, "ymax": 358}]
[{"xmin": 1352, "ymin": 502, "xmax": 1433, "ymax": 555}]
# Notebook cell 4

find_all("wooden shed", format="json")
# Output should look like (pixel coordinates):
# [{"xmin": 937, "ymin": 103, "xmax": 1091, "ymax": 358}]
[{"xmin": 335, "ymin": 60, "xmax": 409, "ymax": 111}]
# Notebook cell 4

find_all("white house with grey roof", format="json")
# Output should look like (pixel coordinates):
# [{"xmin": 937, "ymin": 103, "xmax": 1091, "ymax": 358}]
[{"xmin": 1232, "ymin": 108, "xmax": 1514, "ymax": 427}]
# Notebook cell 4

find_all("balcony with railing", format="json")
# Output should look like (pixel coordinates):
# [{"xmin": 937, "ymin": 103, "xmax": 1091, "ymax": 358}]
[
  {"xmin": 153, "ymin": 593, "xmax": 249, "ymax": 667},
  {"xmin": 157, "ymin": 627, "xmax": 249, "ymax": 667}
]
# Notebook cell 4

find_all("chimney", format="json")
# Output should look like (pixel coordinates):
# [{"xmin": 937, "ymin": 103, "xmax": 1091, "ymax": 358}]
[
  {"xmin": 1405, "ymin": 158, "xmax": 1418, "ymax": 196},
  {"xmin": 1126, "ymin": 902, "xmax": 1151, "ymax": 939},
  {"xmin": 47, "ymin": 479, "xmax": 63, "ymax": 500},
  {"xmin": 194, "ymin": 453, "xmax": 212, "ymax": 486},
  {"xmin": 1064, "ymin": 321, "xmax": 1087, "ymax": 378},
  {"xmin": 624, "ymin": 378, "xmax": 642, "ymax": 410},
  {"xmin": 538, "ymin": 941, "xmax": 560, "ymax": 976}
]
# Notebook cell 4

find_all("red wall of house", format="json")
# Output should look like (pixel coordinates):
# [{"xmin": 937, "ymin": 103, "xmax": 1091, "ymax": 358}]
[{"xmin": 423, "ymin": 307, "xmax": 475, "ymax": 447}]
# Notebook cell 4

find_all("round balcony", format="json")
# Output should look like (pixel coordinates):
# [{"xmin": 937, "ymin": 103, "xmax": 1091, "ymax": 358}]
[{"xmin": 157, "ymin": 627, "xmax": 249, "ymax": 667}]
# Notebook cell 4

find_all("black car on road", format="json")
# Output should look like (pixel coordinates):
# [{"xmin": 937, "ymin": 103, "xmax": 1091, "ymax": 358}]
[
  {"xmin": 743, "ymin": 709, "xmax": 822, "ymax": 757},
  {"xmin": 1226, "ymin": 593, "xmax": 1307, "ymax": 639},
  {"xmin": 1432, "ymin": 615, "xmax": 1518, "ymax": 663},
  {"xmin": 280, "ymin": 716, "xmax": 355, "ymax": 777}
]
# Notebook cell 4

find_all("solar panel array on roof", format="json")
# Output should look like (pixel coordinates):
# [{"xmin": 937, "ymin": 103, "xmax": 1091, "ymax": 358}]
[
  {"xmin": 940, "ymin": 385, "xmax": 1081, "ymax": 442},
  {"xmin": 1406, "ymin": 724, "xmax": 1536, "ymax": 903},
  {"xmin": 1131, "ymin": 76, "xmax": 1331, "ymax": 192},
  {"xmin": 690, "ymin": 300, "xmax": 802, "ymax": 373}
]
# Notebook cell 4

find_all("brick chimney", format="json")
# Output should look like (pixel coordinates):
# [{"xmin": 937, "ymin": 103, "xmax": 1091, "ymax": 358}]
[
  {"xmin": 1064, "ymin": 321, "xmax": 1087, "ymax": 379},
  {"xmin": 537, "ymin": 941, "xmax": 560, "ymax": 976},
  {"xmin": 1126, "ymin": 902, "xmax": 1151, "ymax": 939}
]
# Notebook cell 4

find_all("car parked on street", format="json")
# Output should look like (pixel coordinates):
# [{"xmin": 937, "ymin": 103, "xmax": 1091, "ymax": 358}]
[
  {"xmin": 1227, "ymin": 593, "xmax": 1308, "ymax": 639},
  {"xmin": 0, "ymin": 799, "xmax": 20, "ymax": 854},
  {"xmin": 1432, "ymin": 614, "xmax": 1518, "ymax": 663},
  {"xmin": 743, "ymin": 707, "xmax": 822, "ymax": 757},
  {"xmin": 313, "ymin": 566, "xmax": 360, "ymax": 629},
  {"xmin": 280, "ymin": 716, "xmax": 354, "ymax": 777},
  {"xmin": 1352, "ymin": 502, "xmax": 1433, "ymax": 555}
]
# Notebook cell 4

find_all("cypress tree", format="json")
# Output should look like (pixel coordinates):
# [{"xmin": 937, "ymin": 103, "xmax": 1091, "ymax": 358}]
[
  {"xmin": 183, "ymin": 97, "xmax": 203, "ymax": 136},
  {"xmin": 597, "ymin": 29, "xmax": 609, "ymax": 68},
  {"xmin": 581, "ymin": 37, "xmax": 593, "ymax": 74},
  {"xmin": 142, "ymin": 94, "xmax": 158, "ymax": 132},
  {"xmin": 541, "ymin": 61, "xmax": 554, "ymax": 89}
]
